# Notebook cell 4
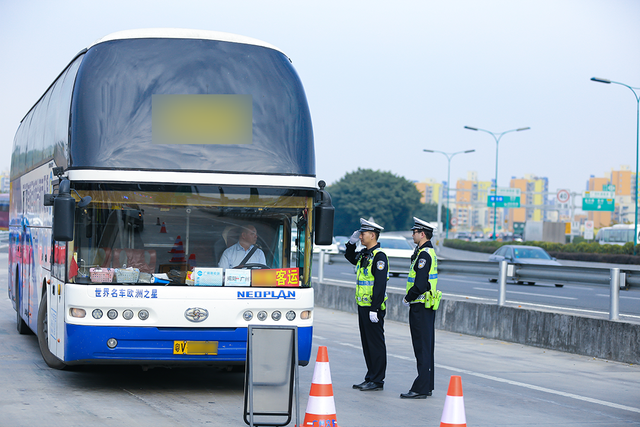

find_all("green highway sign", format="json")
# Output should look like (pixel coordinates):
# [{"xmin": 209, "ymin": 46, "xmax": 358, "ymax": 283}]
[
  {"xmin": 582, "ymin": 190, "xmax": 615, "ymax": 211},
  {"xmin": 488, "ymin": 187, "xmax": 521, "ymax": 208}
]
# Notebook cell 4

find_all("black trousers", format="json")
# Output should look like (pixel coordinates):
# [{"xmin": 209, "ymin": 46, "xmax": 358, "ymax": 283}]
[
  {"xmin": 357, "ymin": 305, "xmax": 386, "ymax": 384},
  {"xmin": 409, "ymin": 303, "xmax": 435, "ymax": 394}
]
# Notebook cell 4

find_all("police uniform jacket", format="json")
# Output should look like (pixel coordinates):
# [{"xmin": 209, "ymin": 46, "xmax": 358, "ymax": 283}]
[
  {"xmin": 345, "ymin": 242, "xmax": 388, "ymax": 312},
  {"xmin": 405, "ymin": 240, "xmax": 434, "ymax": 303}
]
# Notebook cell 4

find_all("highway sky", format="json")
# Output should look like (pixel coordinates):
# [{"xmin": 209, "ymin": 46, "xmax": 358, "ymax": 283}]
[{"xmin": 1, "ymin": 0, "xmax": 639, "ymax": 198}]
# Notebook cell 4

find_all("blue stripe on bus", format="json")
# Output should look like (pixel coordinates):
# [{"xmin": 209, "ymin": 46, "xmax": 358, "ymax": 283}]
[{"xmin": 64, "ymin": 324, "xmax": 313, "ymax": 365}]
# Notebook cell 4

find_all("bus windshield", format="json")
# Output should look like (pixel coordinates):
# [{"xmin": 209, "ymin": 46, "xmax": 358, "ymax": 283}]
[{"xmin": 70, "ymin": 184, "xmax": 314, "ymax": 286}]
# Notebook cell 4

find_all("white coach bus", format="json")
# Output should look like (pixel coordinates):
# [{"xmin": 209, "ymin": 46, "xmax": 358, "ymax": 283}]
[{"xmin": 9, "ymin": 29, "xmax": 333, "ymax": 369}]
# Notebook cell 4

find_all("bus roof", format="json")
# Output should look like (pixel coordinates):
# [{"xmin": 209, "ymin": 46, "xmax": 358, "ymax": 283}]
[
  {"xmin": 89, "ymin": 28, "xmax": 287, "ymax": 57},
  {"xmin": 12, "ymin": 30, "xmax": 314, "ymax": 180}
]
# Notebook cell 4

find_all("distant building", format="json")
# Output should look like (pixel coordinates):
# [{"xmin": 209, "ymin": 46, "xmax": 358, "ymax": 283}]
[
  {"xmin": 508, "ymin": 175, "xmax": 549, "ymax": 231},
  {"xmin": 0, "ymin": 172, "xmax": 8, "ymax": 193},
  {"xmin": 610, "ymin": 166, "xmax": 635, "ymax": 225},
  {"xmin": 414, "ymin": 178, "xmax": 443, "ymax": 204},
  {"xmin": 455, "ymin": 171, "xmax": 493, "ymax": 231},
  {"xmin": 424, "ymin": 166, "xmax": 638, "ymax": 236},
  {"xmin": 586, "ymin": 166, "xmax": 637, "ymax": 228}
]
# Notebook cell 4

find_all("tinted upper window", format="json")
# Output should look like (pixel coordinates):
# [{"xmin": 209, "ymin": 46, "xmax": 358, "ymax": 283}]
[{"xmin": 70, "ymin": 38, "xmax": 314, "ymax": 176}]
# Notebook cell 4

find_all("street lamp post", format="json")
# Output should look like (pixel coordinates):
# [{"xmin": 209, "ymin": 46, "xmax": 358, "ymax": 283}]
[
  {"xmin": 423, "ymin": 149, "xmax": 475, "ymax": 239},
  {"xmin": 591, "ymin": 77, "xmax": 640, "ymax": 254},
  {"xmin": 464, "ymin": 126, "xmax": 531, "ymax": 240}
]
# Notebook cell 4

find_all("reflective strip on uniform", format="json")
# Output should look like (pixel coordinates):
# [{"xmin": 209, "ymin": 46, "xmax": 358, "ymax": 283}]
[
  {"xmin": 355, "ymin": 248, "xmax": 388, "ymax": 309},
  {"xmin": 406, "ymin": 246, "xmax": 438, "ymax": 307}
]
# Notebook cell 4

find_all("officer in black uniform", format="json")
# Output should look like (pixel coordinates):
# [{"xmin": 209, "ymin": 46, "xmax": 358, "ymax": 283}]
[
  {"xmin": 344, "ymin": 218, "xmax": 388, "ymax": 392},
  {"xmin": 401, "ymin": 217, "xmax": 438, "ymax": 399}
]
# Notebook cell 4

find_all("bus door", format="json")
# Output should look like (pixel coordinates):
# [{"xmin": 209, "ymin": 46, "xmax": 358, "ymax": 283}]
[
  {"xmin": 48, "ymin": 236, "xmax": 66, "ymax": 359},
  {"xmin": 49, "ymin": 273, "xmax": 64, "ymax": 360}
]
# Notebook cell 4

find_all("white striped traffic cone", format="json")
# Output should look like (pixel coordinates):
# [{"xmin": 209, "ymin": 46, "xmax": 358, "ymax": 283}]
[
  {"xmin": 440, "ymin": 375, "xmax": 466, "ymax": 427},
  {"xmin": 300, "ymin": 346, "xmax": 339, "ymax": 427}
]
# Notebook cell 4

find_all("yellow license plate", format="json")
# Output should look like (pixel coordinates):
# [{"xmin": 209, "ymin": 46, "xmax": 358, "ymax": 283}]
[{"xmin": 173, "ymin": 341, "xmax": 218, "ymax": 355}]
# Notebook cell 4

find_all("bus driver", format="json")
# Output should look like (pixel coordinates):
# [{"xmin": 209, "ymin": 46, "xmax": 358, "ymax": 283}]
[{"xmin": 218, "ymin": 225, "xmax": 266, "ymax": 269}]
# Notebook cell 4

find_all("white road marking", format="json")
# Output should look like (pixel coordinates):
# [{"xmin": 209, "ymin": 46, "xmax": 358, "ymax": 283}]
[
  {"xmin": 596, "ymin": 293, "xmax": 640, "ymax": 300},
  {"xmin": 435, "ymin": 363, "xmax": 640, "ymax": 415},
  {"xmin": 333, "ymin": 340, "xmax": 640, "ymax": 414}
]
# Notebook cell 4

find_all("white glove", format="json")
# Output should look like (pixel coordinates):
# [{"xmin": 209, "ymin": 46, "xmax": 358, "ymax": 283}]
[
  {"xmin": 349, "ymin": 230, "xmax": 360, "ymax": 244},
  {"xmin": 402, "ymin": 298, "xmax": 410, "ymax": 307},
  {"xmin": 369, "ymin": 311, "xmax": 379, "ymax": 323}
]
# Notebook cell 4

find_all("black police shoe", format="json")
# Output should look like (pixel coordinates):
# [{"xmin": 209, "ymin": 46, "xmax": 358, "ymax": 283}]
[
  {"xmin": 352, "ymin": 380, "xmax": 368, "ymax": 389},
  {"xmin": 400, "ymin": 390, "xmax": 430, "ymax": 399},
  {"xmin": 359, "ymin": 382, "xmax": 383, "ymax": 391}
]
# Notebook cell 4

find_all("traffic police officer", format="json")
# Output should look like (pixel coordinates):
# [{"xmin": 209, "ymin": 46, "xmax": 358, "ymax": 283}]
[
  {"xmin": 401, "ymin": 217, "xmax": 439, "ymax": 399},
  {"xmin": 344, "ymin": 218, "xmax": 388, "ymax": 392}
]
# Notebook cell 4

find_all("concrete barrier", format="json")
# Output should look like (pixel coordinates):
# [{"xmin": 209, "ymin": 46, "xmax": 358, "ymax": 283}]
[{"xmin": 313, "ymin": 279, "xmax": 640, "ymax": 365}]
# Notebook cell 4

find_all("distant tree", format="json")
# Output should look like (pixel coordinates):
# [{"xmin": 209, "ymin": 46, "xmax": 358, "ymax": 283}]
[{"xmin": 328, "ymin": 169, "xmax": 422, "ymax": 235}]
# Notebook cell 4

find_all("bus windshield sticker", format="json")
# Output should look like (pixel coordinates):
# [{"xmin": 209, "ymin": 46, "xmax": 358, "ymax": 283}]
[{"xmin": 152, "ymin": 94, "xmax": 252, "ymax": 145}]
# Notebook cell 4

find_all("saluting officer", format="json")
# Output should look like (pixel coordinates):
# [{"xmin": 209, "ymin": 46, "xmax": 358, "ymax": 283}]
[
  {"xmin": 344, "ymin": 218, "xmax": 388, "ymax": 392},
  {"xmin": 401, "ymin": 217, "xmax": 438, "ymax": 399}
]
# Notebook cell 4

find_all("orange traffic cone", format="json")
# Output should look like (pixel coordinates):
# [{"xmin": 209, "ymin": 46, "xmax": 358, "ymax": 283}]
[
  {"xmin": 440, "ymin": 375, "xmax": 466, "ymax": 427},
  {"xmin": 300, "ymin": 346, "xmax": 339, "ymax": 427},
  {"xmin": 188, "ymin": 253, "xmax": 196, "ymax": 269},
  {"xmin": 160, "ymin": 222, "xmax": 167, "ymax": 233},
  {"xmin": 169, "ymin": 236, "xmax": 186, "ymax": 263}
]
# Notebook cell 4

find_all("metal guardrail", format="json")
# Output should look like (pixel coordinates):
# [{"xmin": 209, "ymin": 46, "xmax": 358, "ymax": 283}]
[
  {"xmin": 438, "ymin": 259, "xmax": 631, "ymax": 289},
  {"xmin": 438, "ymin": 260, "xmax": 499, "ymax": 278},
  {"xmin": 317, "ymin": 253, "xmax": 631, "ymax": 320},
  {"xmin": 438, "ymin": 259, "xmax": 628, "ymax": 320}
]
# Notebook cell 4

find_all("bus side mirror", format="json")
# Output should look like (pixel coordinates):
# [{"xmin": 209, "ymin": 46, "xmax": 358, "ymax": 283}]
[
  {"xmin": 314, "ymin": 181, "xmax": 334, "ymax": 246},
  {"xmin": 52, "ymin": 179, "xmax": 75, "ymax": 241}
]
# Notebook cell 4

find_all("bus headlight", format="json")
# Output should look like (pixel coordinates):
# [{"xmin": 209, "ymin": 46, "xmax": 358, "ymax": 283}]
[
  {"xmin": 70, "ymin": 308, "xmax": 86, "ymax": 318},
  {"xmin": 123, "ymin": 309, "xmax": 134, "ymax": 320},
  {"xmin": 107, "ymin": 338, "xmax": 118, "ymax": 349},
  {"xmin": 243, "ymin": 311, "xmax": 253, "ymax": 321},
  {"xmin": 257, "ymin": 311, "xmax": 267, "ymax": 321},
  {"xmin": 107, "ymin": 309, "xmax": 118, "ymax": 320},
  {"xmin": 271, "ymin": 310, "xmax": 281, "ymax": 321},
  {"xmin": 92, "ymin": 309, "xmax": 103, "ymax": 319},
  {"xmin": 285, "ymin": 310, "xmax": 296, "ymax": 321},
  {"xmin": 138, "ymin": 310, "xmax": 149, "ymax": 321},
  {"xmin": 301, "ymin": 310, "xmax": 311, "ymax": 320}
]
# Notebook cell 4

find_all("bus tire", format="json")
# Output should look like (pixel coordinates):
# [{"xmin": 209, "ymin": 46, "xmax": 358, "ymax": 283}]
[
  {"xmin": 16, "ymin": 273, "xmax": 30, "ymax": 335},
  {"xmin": 37, "ymin": 295, "xmax": 66, "ymax": 370}
]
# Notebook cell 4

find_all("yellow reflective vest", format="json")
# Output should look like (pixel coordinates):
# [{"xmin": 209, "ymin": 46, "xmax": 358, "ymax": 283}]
[
  {"xmin": 406, "ymin": 247, "xmax": 441, "ymax": 310},
  {"xmin": 356, "ymin": 248, "xmax": 388, "ymax": 310}
]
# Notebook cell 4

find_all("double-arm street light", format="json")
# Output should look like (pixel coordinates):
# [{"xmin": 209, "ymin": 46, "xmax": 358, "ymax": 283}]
[
  {"xmin": 423, "ymin": 149, "xmax": 475, "ymax": 239},
  {"xmin": 464, "ymin": 126, "xmax": 531, "ymax": 240},
  {"xmin": 591, "ymin": 77, "xmax": 640, "ymax": 254}
]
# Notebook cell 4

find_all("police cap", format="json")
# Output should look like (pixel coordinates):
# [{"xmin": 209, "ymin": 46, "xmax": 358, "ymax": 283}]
[
  {"xmin": 359, "ymin": 218, "xmax": 384, "ymax": 232},
  {"xmin": 411, "ymin": 217, "xmax": 436, "ymax": 232}
]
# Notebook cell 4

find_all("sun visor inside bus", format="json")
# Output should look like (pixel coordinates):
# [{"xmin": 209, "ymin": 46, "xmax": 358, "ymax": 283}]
[{"xmin": 69, "ymin": 38, "xmax": 315, "ymax": 176}]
